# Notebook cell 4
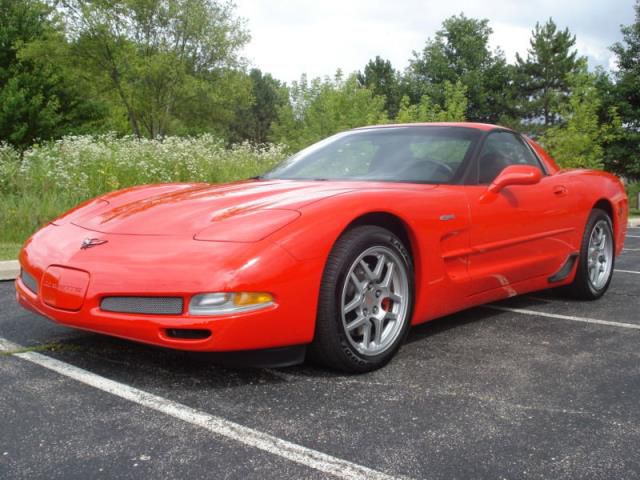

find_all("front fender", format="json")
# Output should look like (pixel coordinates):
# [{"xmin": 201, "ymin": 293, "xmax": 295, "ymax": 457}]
[{"xmin": 268, "ymin": 186, "xmax": 474, "ymax": 325}]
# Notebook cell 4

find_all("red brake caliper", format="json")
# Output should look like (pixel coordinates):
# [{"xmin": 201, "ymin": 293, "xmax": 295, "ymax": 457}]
[{"xmin": 381, "ymin": 297, "xmax": 392, "ymax": 312}]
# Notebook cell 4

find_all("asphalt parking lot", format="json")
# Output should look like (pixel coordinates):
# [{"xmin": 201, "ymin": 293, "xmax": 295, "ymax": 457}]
[{"xmin": 1, "ymin": 229, "xmax": 639, "ymax": 480}]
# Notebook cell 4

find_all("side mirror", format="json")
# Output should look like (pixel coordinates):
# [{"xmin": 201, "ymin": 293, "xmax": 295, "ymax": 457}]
[{"xmin": 488, "ymin": 165, "xmax": 542, "ymax": 193}]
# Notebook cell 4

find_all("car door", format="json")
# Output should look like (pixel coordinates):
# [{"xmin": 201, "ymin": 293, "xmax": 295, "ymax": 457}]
[{"xmin": 464, "ymin": 130, "xmax": 578, "ymax": 296}]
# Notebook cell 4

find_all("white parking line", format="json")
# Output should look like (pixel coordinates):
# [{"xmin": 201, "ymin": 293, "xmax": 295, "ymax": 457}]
[
  {"xmin": 627, "ymin": 235, "xmax": 640, "ymax": 238},
  {"xmin": 616, "ymin": 269, "xmax": 640, "ymax": 275},
  {"xmin": 0, "ymin": 337, "xmax": 403, "ymax": 480},
  {"xmin": 485, "ymin": 306, "xmax": 640, "ymax": 330},
  {"xmin": 623, "ymin": 248, "xmax": 640, "ymax": 252}
]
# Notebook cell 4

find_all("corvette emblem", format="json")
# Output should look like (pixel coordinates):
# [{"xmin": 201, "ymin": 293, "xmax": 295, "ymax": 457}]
[{"xmin": 81, "ymin": 238, "xmax": 108, "ymax": 250}]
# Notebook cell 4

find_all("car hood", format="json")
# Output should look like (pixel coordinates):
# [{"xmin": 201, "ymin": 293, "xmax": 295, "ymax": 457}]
[{"xmin": 70, "ymin": 180, "xmax": 357, "ymax": 237}]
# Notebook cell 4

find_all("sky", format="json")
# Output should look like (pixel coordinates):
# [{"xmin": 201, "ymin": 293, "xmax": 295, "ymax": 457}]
[{"xmin": 234, "ymin": 0, "xmax": 636, "ymax": 84}]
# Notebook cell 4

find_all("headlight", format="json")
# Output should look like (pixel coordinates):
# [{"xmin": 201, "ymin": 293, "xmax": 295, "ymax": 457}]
[{"xmin": 189, "ymin": 292, "xmax": 274, "ymax": 316}]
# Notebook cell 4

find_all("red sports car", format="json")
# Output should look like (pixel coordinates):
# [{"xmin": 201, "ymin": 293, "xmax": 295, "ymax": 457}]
[{"xmin": 16, "ymin": 123, "xmax": 628, "ymax": 372}]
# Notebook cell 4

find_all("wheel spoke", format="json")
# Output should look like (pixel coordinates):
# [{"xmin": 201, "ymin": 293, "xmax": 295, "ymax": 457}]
[
  {"xmin": 388, "ymin": 293, "xmax": 403, "ymax": 303},
  {"xmin": 589, "ymin": 264, "xmax": 598, "ymax": 284},
  {"xmin": 346, "ymin": 315, "xmax": 367, "ymax": 331},
  {"xmin": 599, "ymin": 234, "xmax": 606, "ymax": 251},
  {"xmin": 350, "ymin": 272, "xmax": 364, "ymax": 291},
  {"xmin": 380, "ymin": 262, "xmax": 394, "ymax": 288},
  {"xmin": 361, "ymin": 321, "xmax": 371, "ymax": 347},
  {"xmin": 343, "ymin": 294, "xmax": 362, "ymax": 314},
  {"xmin": 358, "ymin": 259, "xmax": 376, "ymax": 281},
  {"xmin": 372, "ymin": 317, "xmax": 383, "ymax": 345},
  {"xmin": 384, "ymin": 311, "xmax": 398, "ymax": 322},
  {"xmin": 372, "ymin": 254, "xmax": 385, "ymax": 281}
]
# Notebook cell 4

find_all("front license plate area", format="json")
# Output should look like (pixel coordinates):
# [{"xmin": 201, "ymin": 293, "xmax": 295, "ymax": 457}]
[{"xmin": 42, "ymin": 266, "xmax": 90, "ymax": 311}]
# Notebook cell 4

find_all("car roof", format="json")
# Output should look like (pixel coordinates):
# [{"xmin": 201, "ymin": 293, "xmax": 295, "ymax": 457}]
[{"xmin": 353, "ymin": 122, "xmax": 500, "ymax": 132}]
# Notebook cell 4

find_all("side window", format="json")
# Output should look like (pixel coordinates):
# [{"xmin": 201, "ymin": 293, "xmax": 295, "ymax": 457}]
[{"xmin": 478, "ymin": 132, "xmax": 542, "ymax": 184}]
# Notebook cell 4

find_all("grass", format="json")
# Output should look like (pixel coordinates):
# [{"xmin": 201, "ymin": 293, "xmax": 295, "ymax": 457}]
[
  {"xmin": 0, "ymin": 135, "xmax": 288, "ymax": 245},
  {"xmin": 0, "ymin": 242, "xmax": 21, "ymax": 261}
]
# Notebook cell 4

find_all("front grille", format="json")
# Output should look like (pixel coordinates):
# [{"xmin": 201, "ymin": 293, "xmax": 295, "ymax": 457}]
[
  {"xmin": 100, "ymin": 296, "xmax": 184, "ymax": 315},
  {"xmin": 21, "ymin": 269, "xmax": 38, "ymax": 294}
]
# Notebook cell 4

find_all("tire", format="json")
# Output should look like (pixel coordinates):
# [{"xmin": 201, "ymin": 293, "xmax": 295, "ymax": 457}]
[
  {"xmin": 561, "ymin": 208, "xmax": 615, "ymax": 300},
  {"xmin": 309, "ymin": 225, "xmax": 415, "ymax": 373}
]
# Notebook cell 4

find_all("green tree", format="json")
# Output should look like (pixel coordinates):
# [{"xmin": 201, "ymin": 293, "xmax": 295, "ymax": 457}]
[
  {"xmin": 608, "ymin": 0, "xmax": 640, "ymax": 179},
  {"xmin": 60, "ymin": 0, "xmax": 251, "ymax": 138},
  {"xmin": 357, "ymin": 56, "xmax": 402, "ymax": 118},
  {"xmin": 515, "ymin": 18, "xmax": 584, "ymax": 130},
  {"xmin": 229, "ymin": 68, "xmax": 287, "ymax": 144},
  {"xmin": 407, "ymin": 14, "xmax": 511, "ymax": 123},
  {"xmin": 396, "ymin": 81, "xmax": 467, "ymax": 123},
  {"xmin": 0, "ymin": 0, "xmax": 100, "ymax": 147},
  {"xmin": 541, "ymin": 71, "xmax": 621, "ymax": 169},
  {"xmin": 271, "ymin": 72, "xmax": 388, "ymax": 151}
]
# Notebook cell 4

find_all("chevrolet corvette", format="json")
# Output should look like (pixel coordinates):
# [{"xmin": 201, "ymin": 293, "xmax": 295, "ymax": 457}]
[{"xmin": 16, "ymin": 123, "xmax": 628, "ymax": 372}]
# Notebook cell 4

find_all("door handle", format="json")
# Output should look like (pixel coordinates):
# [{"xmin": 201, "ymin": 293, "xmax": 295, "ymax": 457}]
[{"xmin": 553, "ymin": 185, "xmax": 568, "ymax": 196}]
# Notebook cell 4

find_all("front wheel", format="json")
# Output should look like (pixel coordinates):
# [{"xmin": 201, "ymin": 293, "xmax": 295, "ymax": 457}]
[
  {"xmin": 561, "ymin": 208, "xmax": 615, "ymax": 300},
  {"xmin": 309, "ymin": 225, "xmax": 414, "ymax": 373}
]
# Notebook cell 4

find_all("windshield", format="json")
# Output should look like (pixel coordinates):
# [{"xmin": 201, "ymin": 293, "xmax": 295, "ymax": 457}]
[{"xmin": 263, "ymin": 126, "xmax": 482, "ymax": 184}]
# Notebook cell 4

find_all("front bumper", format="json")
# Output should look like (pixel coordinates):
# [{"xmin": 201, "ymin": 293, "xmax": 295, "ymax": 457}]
[{"xmin": 16, "ymin": 223, "xmax": 323, "ymax": 352}]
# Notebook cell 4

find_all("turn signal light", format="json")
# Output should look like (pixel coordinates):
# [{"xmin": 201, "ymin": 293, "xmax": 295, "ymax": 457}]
[{"xmin": 189, "ymin": 292, "xmax": 274, "ymax": 316}]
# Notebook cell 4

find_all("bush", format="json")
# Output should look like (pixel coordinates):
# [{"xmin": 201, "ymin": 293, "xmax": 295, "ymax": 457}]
[
  {"xmin": 0, "ymin": 142, "xmax": 21, "ymax": 194},
  {"xmin": 627, "ymin": 182, "xmax": 640, "ymax": 213},
  {"xmin": 0, "ymin": 135, "xmax": 288, "ymax": 244}
]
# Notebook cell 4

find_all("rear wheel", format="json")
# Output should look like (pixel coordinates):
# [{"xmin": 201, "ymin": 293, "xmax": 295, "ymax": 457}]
[
  {"xmin": 309, "ymin": 226, "xmax": 414, "ymax": 373},
  {"xmin": 561, "ymin": 208, "xmax": 614, "ymax": 300}
]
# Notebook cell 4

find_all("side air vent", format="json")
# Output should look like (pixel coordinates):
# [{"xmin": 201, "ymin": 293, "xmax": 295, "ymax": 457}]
[
  {"xmin": 548, "ymin": 253, "xmax": 579, "ymax": 283},
  {"xmin": 101, "ymin": 296, "xmax": 184, "ymax": 315}
]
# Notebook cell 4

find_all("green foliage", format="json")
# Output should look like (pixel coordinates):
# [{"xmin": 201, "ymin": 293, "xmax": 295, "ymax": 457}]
[
  {"xmin": 59, "ymin": 0, "xmax": 251, "ymax": 138},
  {"xmin": 2, "ymin": 1, "xmax": 640, "ymax": 181},
  {"xmin": 270, "ymin": 72, "xmax": 388, "ymax": 151},
  {"xmin": 0, "ymin": 135, "xmax": 288, "ymax": 243},
  {"xmin": 0, "ymin": 0, "xmax": 101, "ymax": 147},
  {"xmin": 357, "ymin": 56, "xmax": 402, "ymax": 118},
  {"xmin": 407, "ymin": 13, "xmax": 510, "ymax": 123},
  {"xmin": 611, "ymin": 1, "xmax": 640, "ymax": 124},
  {"xmin": 229, "ymin": 69, "xmax": 287, "ymax": 144},
  {"xmin": 515, "ymin": 18, "xmax": 583, "ymax": 129},
  {"xmin": 0, "ymin": 0, "xmax": 59, "ymax": 147},
  {"xmin": 626, "ymin": 182, "xmax": 640, "ymax": 210},
  {"xmin": 608, "ymin": 0, "xmax": 640, "ymax": 180},
  {"xmin": 0, "ymin": 142, "xmax": 20, "ymax": 193},
  {"xmin": 395, "ymin": 81, "xmax": 467, "ymax": 123},
  {"xmin": 541, "ymin": 72, "xmax": 621, "ymax": 169}
]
